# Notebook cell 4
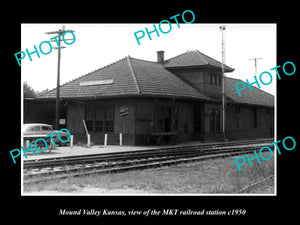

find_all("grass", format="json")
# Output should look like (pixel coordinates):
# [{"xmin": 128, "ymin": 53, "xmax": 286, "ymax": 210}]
[{"xmin": 23, "ymin": 152, "xmax": 275, "ymax": 194}]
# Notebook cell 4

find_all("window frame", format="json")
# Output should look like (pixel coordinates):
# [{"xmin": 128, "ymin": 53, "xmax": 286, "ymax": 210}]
[
  {"xmin": 208, "ymin": 72, "xmax": 221, "ymax": 86},
  {"xmin": 85, "ymin": 107, "xmax": 115, "ymax": 133}
]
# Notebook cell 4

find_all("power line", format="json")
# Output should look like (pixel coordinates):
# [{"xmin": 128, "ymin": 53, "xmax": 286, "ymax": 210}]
[{"xmin": 46, "ymin": 26, "xmax": 75, "ymax": 130}]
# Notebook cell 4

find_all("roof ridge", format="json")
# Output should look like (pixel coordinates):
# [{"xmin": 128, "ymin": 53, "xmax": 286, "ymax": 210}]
[
  {"xmin": 198, "ymin": 50, "xmax": 221, "ymax": 64},
  {"xmin": 164, "ymin": 51, "xmax": 188, "ymax": 63},
  {"xmin": 195, "ymin": 50, "xmax": 209, "ymax": 65},
  {"xmin": 126, "ymin": 56, "xmax": 141, "ymax": 94},
  {"xmin": 197, "ymin": 50, "xmax": 235, "ymax": 72},
  {"xmin": 128, "ymin": 56, "xmax": 158, "ymax": 64}
]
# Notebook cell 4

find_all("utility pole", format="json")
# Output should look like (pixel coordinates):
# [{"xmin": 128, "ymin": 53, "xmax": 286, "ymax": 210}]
[
  {"xmin": 46, "ymin": 26, "xmax": 75, "ymax": 130},
  {"xmin": 248, "ymin": 57, "xmax": 263, "ymax": 76},
  {"xmin": 219, "ymin": 25, "xmax": 226, "ymax": 141}
]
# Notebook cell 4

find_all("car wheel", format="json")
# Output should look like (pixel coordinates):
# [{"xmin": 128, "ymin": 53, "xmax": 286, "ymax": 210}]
[
  {"xmin": 59, "ymin": 136, "xmax": 68, "ymax": 146},
  {"xmin": 31, "ymin": 139, "xmax": 47, "ymax": 152}
]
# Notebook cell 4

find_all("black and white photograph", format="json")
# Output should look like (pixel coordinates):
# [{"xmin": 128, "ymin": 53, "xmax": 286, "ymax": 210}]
[{"xmin": 21, "ymin": 23, "xmax": 276, "ymax": 195}]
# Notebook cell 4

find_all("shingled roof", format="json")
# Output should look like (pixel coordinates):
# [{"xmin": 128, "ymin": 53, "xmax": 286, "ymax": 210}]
[
  {"xmin": 164, "ymin": 50, "xmax": 234, "ymax": 72},
  {"xmin": 37, "ymin": 50, "xmax": 273, "ymax": 108},
  {"xmin": 225, "ymin": 77, "xmax": 274, "ymax": 107},
  {"xmin": 38, "ymin": 56, "xmax": 211, "ymax": 101}
]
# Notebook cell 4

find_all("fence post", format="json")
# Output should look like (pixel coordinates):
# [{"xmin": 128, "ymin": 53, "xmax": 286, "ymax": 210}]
[
  {"xmin": 104, "ymin": 133, "xmax": 108, "ymax": 147},
  {"xmin": 25, "ymin": 140, "xmax": 30, "ymax": 149},
  {"xmin": 87, "ymin": 134, "xmax": 91, "ymax": 147},
  {"xmin": 120, "ymin": 133, "xmax": 123, "ymax": 146},
  {"xmin": 70, "ymin": 135, "xmax": 74, "ymax": 148}
]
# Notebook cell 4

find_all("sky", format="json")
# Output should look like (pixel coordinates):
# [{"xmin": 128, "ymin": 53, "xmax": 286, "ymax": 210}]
[{"xmin": 21, "ymin": 23, "xmax": 276, "ymax": 96}]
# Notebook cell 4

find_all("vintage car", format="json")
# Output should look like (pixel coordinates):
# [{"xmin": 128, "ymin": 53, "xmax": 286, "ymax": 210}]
[{"xmin": 23, "ymin": 123, "xmax": 69, "ymax": 150}]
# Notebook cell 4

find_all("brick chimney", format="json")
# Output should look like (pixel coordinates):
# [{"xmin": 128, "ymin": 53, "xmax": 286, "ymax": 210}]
[{"xmin": 157, "ymin": 51, "xmax": 164, "ymax": 63}]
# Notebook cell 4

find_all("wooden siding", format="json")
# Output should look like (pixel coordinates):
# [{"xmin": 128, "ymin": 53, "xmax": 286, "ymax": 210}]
[
  {"xmin": 167, "ymin": 67, "xmax": 222, "ymax": 98},
  {"xmin": 66, "ymin": 99, "xmax": 136, "ymax": 135},
  {"xmin": 135, "ymin": 99, "xmax": 155, "ymax": 134},
  {"xmin": 135, "ymin": 98, "xmax": 195, "ymax": 143},
  {"xmin": 114, "ymin": 99, "xmax": 135, "ymax": 134},
  {"xmin": 226, "ymin": 104, "xmax": 274, "ymax": 140},
  {"xmin": 135, "ymin": 98, "xmax": 194, "ymax": 133}
]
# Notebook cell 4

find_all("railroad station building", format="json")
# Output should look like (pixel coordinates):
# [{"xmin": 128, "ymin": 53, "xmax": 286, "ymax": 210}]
[{"xmin": 24, "ymin": 50, "xmax": 274, "ymax": 145}]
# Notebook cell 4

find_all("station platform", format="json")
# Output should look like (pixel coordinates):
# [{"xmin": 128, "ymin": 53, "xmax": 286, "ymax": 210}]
[
  {"xmin": 22, "ymin": 138, "xmax": 271, "ymax": 161},
  {"xmin": 22, "ymin": 144, "xmax": 159, "ymax": 161}
]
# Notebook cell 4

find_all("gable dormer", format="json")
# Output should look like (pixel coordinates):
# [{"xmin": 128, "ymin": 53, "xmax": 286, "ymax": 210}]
[{"xmin": 163, "ymin": 50, "xmax": 234, "ymax": 99}]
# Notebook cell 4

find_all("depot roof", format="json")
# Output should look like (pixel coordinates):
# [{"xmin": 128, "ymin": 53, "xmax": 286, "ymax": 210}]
[
  {"xmin": 164, "ymin": 50, "xmax": 235, "ymax": 72},
  {"xmin": 38, "ymin": 56, "xmax": 211, "ymax": 101},
  {"xmin": 37, "ymin": 50, "xmax": 273, "ymax": 108},
  {"xmin": 225, "ymin": 77, "xmax": 274, "ymax": 107}
]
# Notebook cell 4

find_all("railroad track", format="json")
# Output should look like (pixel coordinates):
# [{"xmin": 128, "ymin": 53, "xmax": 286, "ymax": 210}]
[
  {"xmin": 236, "ymin": 175, "xmax": 274, "ymax": 193},
  {"xmin": 23, "ymin": 139, "xmax": 273, "ymax": 183}
]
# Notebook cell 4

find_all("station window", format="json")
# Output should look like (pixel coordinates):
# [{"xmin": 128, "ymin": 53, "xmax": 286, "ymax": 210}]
[
  {"xmin": 95, "ymin": 109, "xmax": 105, "ymax": 132},
  {"xmin": 208, "ymin": 73, "xmax": 213, "ymax": 84},
  {"xmin": 95, "ymin": 121, "xmax": 104, "ymax": 132},
  {"xmin": 209, "ymin": 108, "xmax": 220, "ymax": 132},
  {"xmin": 213, "ymin": 74, "xmax": 218, "ymax": 85},
  {"xmin": 85, "ymin": 110, "xmax": 95, "ymax": 132},
  {"xmin": 85, "ymin": 107, "xmax": 114, "ymax": 133},
  {"xmin": 86, "ymin": 120, "xmax": 94, "ymax": 132},
  {"xmin": 208, "ymin": 73, "xmax": 221, "ymax": 86},
  {"xmin": 105, "ymin": 108, "xmax": 114, "ymax": 132}
]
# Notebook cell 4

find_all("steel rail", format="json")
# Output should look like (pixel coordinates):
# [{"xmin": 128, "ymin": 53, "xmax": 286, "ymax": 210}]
[
  {"xmin": 24, "ymin": 139, "xmax": 273, "ymax": 168},
  {"xmin": 23, "ymin": 140, "xmax": 273, "ymax": 183}
]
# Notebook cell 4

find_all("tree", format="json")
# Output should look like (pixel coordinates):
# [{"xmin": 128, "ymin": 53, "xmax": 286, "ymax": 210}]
[{"xmin": 23, "ymin": 81, "xmax": 37, "ymax": 98}]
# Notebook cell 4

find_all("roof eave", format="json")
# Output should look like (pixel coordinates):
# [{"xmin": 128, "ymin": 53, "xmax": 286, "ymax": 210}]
[
  {"xmin": 164, "ymin": 64, "xmax": 235, "ymax": 72},
  {"xmin": 35, "ymin": 93, "xmax": 211, "ymax": 102}
]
